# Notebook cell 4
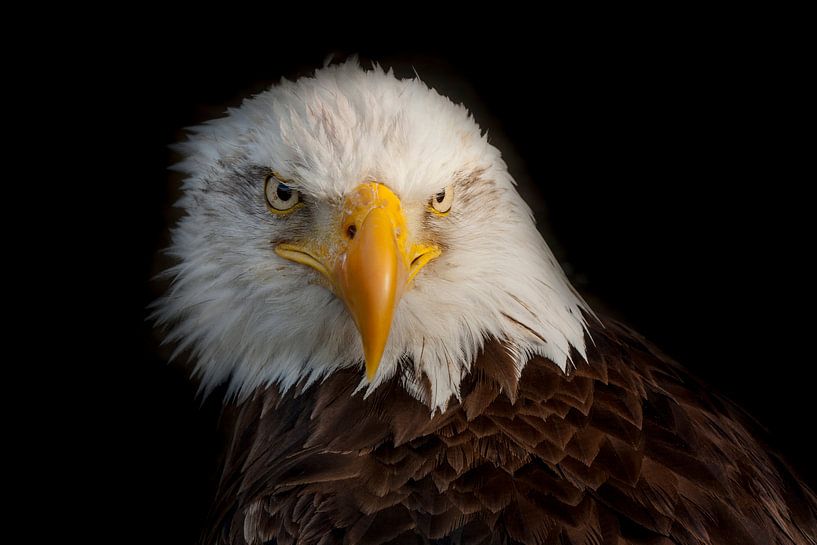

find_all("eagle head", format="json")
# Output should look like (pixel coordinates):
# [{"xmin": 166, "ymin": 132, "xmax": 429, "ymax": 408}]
[{"xmin": 155, "ymin": 61, "xmax": 589, "ymax": 411}]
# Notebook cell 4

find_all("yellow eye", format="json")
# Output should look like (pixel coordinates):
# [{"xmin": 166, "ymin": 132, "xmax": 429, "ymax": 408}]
[
  {"xmin": 429, "ymin": 185, "xmax": 453, "ymax": 215},
  {"xmin": 264, "ymin": 174, "xmax": 302, "ymax": 214}
]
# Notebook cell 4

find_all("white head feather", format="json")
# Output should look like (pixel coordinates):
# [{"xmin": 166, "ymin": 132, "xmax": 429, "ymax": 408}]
[{"xmin": 154, "ymin": 60, "xmax": 591, "ymax": 411}]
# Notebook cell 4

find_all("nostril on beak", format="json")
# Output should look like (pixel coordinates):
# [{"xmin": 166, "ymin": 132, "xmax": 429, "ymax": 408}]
[{"xmin": 346, "ymin": 224, "xmax": 357, "ymax": 239}]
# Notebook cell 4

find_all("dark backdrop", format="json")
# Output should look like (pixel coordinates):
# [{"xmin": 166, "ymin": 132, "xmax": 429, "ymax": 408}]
[{"xmin": 107, "ymin": 30, "xmax": 811, "ymax": 544}]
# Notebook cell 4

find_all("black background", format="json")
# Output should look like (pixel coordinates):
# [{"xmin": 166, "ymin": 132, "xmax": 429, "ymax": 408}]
[{"xmin": 96, "ymin": 24, "xmax": 812, "ymax": 545}]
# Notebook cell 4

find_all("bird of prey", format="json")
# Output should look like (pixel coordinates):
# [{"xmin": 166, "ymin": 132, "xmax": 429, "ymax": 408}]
[{"xmin": 155, "ymin": 61, "xmax": 816, "ymax": 545}]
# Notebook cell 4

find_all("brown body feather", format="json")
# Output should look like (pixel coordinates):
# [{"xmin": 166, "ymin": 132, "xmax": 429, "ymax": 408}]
[{"xmin": 201, "ymin": 318, "xmax": 817, "ymax": 545}]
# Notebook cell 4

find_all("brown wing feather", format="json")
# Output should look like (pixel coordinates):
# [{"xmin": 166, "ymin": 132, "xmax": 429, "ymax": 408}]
[{"xmin": 201, "ymin": 317, "xmax": 817, "ymax": 545}]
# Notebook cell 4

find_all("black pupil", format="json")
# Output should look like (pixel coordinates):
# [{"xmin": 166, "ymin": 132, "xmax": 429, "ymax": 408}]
[
  {"xmin": 435, "ymin": 190, "xmax": 446, "ymax": 203},
  {"xmin": 276, "ymin": 183, "xmax": 293, "ymax": 201}
]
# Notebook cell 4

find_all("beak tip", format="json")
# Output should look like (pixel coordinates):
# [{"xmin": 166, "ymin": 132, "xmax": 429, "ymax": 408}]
[{"xmin": 364, "ymin": 354, "xmax": 381, "ymax": 382}]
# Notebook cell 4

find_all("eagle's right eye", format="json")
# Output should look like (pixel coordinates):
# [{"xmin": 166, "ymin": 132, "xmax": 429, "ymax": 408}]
[
  {"xmin": 265, "ymin": 174, "xmax": 302, "ymax": 214},
  {"xmin": 429, "ymin": 185, "xmax": 454, "ymax": 215}
]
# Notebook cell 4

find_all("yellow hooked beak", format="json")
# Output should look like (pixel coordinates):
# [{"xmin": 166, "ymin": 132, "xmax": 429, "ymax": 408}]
[{"xmin": 275, "ymin": 182, "xmax": 440, "ymax": 380}]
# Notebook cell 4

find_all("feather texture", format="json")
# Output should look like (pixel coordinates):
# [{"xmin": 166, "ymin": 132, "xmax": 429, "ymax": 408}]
[{"xmin": 200, "ymin": 317, "xmax": 817, "ymax": 544}]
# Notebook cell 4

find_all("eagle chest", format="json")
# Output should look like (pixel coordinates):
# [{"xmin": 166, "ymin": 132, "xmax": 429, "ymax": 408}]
[
  {"xmin": 218, "ymin": 337, "xmax": 636, "ymax": 545},
  {"xmin": 207, "ymin": 324, "xmax": 817, "ymax": 545}
]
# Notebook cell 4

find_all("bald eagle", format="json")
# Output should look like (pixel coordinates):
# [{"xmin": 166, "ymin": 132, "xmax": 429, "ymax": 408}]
[{"xmin": 154, "ymin": 61, "xmax": 817, "ymax": 545}]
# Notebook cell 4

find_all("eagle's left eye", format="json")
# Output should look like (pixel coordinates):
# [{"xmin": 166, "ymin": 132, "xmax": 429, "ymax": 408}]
[
  {"xmin": 430, "ymin": 185, "xmax": 454, "ymax": 214},
  {"xmin": 265, "ymin": 174, "xmax": 302, "ymax": 214}
]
